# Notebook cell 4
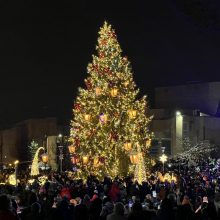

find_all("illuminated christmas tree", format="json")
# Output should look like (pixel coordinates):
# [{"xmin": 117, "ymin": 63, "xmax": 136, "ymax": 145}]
[{"xmin": 70, "ymin": 22, "xmax": 152, "ymax": 179}]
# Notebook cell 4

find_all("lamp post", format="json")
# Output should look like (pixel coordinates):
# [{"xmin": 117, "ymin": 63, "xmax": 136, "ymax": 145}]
[
  {"xmin": 159, "ymin": 154, "xmax": 168, "ymax": 173},
  {"xmin": 57, "ymin": 134, "xmax": 64, "ymax": 173},
  {"xmin": 14, "ymin": 160, "xmax": 19, "ymax": 186}
]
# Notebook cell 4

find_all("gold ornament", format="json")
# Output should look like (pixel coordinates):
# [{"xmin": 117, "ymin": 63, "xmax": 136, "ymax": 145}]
[
  {"xmin": 82, "ymin": 155, "xmax": 89, "ymax": 165},
  {"xmin": 110, "ymin": 88, "xmax": 118, "ymax": 97},
  {"xmin": 84, "ymin": 114, "xmax": 91, "ymax": 121},
  {"xmin": 130, "ymin": 152, "xmax": 138, "ymax": 164},
  {"xmin": 124, "ymin": 142, "xmax": 132, "ymax": 151},
  {"xmin": 128, "ymin": 109, "xmax": 137, "ymax": 119},
  {"xmin": 68, "ymin": 145, "xmax": 76, "ymax": 154},
  {"xmin": 95, "ymin": 87, "xmax": 102, "ymax": 96}
]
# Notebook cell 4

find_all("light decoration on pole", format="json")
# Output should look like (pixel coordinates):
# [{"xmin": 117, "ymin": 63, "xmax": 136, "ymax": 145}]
[
  {"xmin": 159, "ymin": 153, "xmax": 168, "ymax": 172},
  {"xmin": 41, "ymin": 153, "xmax": 49, "ymax": 163},
  {"xmin": 128, "ymin": 109, "xmax": 137, "ymax": 119},
  {"xmin": 110, "ymin": 88, "xmax": 118, "ymax": 97},
  {"xmin": 84, "ymin": 114, "xmax": 91, "ymax": 121}
]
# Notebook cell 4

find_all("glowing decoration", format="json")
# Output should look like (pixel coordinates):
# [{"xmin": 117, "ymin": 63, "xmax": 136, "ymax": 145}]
[
  {"xmin": 95, "ymin": 87, "xmax": 102, "ymax": 95},
  {"xmin": 130, "ymin": 152, "xmax": 138, "ymax": 164},
  {"xmin": 71, "ymin": 155, "xmax": 79, "ymax": 164},
  {"xmin": 68, "ymin": 145, "xmax": 76, "ymax": 154},
  {"xmin": 99, "ymin": 113, "xmax": 108, "ymax": 123},
  {"xmin": 82, "ymin": 155, "xmax": 89, "ymax": 165},
  {"xmin": 159, "ymin": 154, "xmax": 168, "ymax": 163},
  {"xmin": 93, "ymin": 157, "xmax": 100, "ymax": 167},
  {"xmin": 31, "ymin": 147, "xmax": 44, "ymax": 176},
  {"xmin": 38, "ymin": 175, "xmax": 48, "ymax": 186},
  {"xmin": 128, "ymin": 109, "xmax": 137, "ymax": 119},
  {"xmin": 159, "ymin": 153, "xmax": 168, "ymax": 172},
  {"xmin": 84, "ymin": 114, "xmax": 91, "ymax": 121},
  {"xmin": 124, "ymin": 142, "xmax": 132, "ymax": 151},
  {"xmin": 8, "ymin": 174, "xmax": 16, "ymax": 186},
  {"xmin": 146, "ymin": 138, "xmax": 151, "ymax": 147},
  {"xmin": 28, "ymin": 179, "xmax": 35, "ymax": 184},
  {"xmin": 41, "ymin": 153, "xmax": 49, "ymax": 163},
  {"xmin": 124, "ymin": 81, "xmax": 129, "ymax": 87},
  {"xmin": 134, "ymin": 144, "xmax": 147, "ymax": 184},
  {"xmin": 110, "ymin": 88, "xmax": 118, "ymax": 97}
]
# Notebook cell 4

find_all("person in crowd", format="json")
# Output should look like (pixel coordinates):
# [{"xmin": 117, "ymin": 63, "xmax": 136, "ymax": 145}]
[
  {"xmin": 0, "ymin": 194, "xmax": 19, "ymax": 220},
  {"xmin": 107, "ymin": 202, "xmax": 126, "ymax": 220}
]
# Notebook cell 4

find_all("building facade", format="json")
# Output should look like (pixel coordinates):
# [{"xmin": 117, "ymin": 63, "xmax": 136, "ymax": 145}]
[
  {"xmin": 0, "ymin": 117, "xmax": 58, "ymax": 164},
  {"xmin": 150, "ymin": 82, "xmax": 220, "ymax": 157}
]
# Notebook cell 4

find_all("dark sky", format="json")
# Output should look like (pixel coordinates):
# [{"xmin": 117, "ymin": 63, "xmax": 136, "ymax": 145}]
[{"xmin": 1, "ymin": 0, "xmax": 220, "ymax": 128}]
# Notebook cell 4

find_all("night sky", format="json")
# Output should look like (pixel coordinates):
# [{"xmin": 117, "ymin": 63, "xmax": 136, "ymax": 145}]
[{"xmin": 1, "ymin": 0, "xmax": 220, "ymax": 129}]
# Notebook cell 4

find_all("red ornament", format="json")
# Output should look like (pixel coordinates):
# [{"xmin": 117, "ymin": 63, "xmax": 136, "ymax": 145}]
[
  {"xmin": 99, "ymin": 157, "xmax": 105, "ymax": 164},
  {"xmin": 75, "ymin": 137, "xmax": 80, "ymax": 147},
  {"xmin": 110, "ymin": 132, "xmax": 118, "ymax": 141},
  {"xmin": 100, "ymin": 39, "xmax": 107, "ymax": 45},
  {"xmin": 99, "ymin": 52, "xmax": 104, "ymax": 58},
  {"xmin": 74, "ymin": 103, "xmax": 81, "ymax": 111}
]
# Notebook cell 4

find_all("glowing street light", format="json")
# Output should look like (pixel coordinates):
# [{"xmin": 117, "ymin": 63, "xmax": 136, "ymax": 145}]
[
  {"xmin": 159, "ymin": 154, "xmax": 168, "ymax": 173},
  {"xmin": 14, "ymin": 160, "xmax": 19, "ymax": 186}
]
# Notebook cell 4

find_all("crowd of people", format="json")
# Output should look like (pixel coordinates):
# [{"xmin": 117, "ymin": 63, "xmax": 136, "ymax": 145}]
[{"xmin": 0, "ymin": 159, "xmax": 220, "ymax": 220}]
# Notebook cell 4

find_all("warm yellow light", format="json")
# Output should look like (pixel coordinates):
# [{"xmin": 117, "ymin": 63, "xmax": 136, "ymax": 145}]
[
  {"xmin": 124, "ymin": 81, "xmax": 129, "ymax": 87},
  {"xmin": 130, "ymin": 153, "xmax": 138, "ymax": 164},
  {"xmin": 95, "ymin": 87, "xmax": 102, "ymax": 96},
  {"xmin": 124, "ymin": 142, "xmax": 132, "ymax": 151},
  {"xmin": 82, "ymin": 155, "xmax": 89, "ymax": 165},
  {"xmin": 146, "ymin": 138, "xmax": 151, "ymax": 147},
  {"xmin": 159, "ymin": 154, "xmax": 168, "ymax": 163},
  {"xmin": 110, "ymin": 88, "xmax": 118, "ymax": 97},
  {"xmin": 68, "ymin": 145, "xmax": 76, "ymax": 154},
  {"xmin": 14, "ymin": 160, "xmax": 19, "ymax": 165},
  {"xmin": 93, "ymin": 157, "xmax": 100, "ymax": 167},
  {"xmin": 41, "ymin": 153, "xmax": 49, "ymax": 163},
  {"xmin": 128, "ymin": 109, "xmax": 137, "ymax": 119},
  {"xmin": 84, "ymin": 114, "xmax": 91, "ymax": 121}
]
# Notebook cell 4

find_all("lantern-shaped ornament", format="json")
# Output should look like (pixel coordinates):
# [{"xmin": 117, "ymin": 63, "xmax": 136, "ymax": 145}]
[
  {"xmin": 71, "ymin": 155, "xmax": 79, "ymax": 164},
  {"xmin": 41, "ymin": 153, "xmax": 49, "ymax": 163},
  {"xmin": 95, "ymin": 87, "xmax": 102, "ymax": 96},
  {"xmin": 146, "ymin": 138, "xmax": 151, "ymax": 147},
  {"xmin": 110, "ymin": 88, "xmax": 118, "ymax": 97},
  {"xmin": 93, "ymin": 157, "xmax": 100, "ymax": 167},
  {"xmin": 99, "ymin": 113, "xmax": 108, "ymax": 123},
  {"xmin": 128, "ymin": 109, "xmax": 137, "ymax": 119},
  {"xmin": 124, "ymin": 142, "xmax": 132, "ymax": 151},
  {"xmin": 82, "ymin": 155, "xmax": 89, "ymax": 165},
  {"xmin": 130, "ymin": 152, "xmax": 138, "ymax": 164},
  {"xmin": 84, "ymin": 114, "xmax": 91, "ymax": 121},
  {"xmin": 68, "ymin": 145, "xmax": 76, "ymax": 154}
]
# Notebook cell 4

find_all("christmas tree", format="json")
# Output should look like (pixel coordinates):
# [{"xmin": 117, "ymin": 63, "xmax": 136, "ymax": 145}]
[{"xmin": 70, "ymin": 22, "xmax": 152, "ymax": 179}]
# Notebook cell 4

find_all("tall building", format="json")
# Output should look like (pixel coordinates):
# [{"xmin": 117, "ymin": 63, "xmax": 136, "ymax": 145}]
[{"xmin": 150, "ymin": 82, "xmax": 220, "ymax": 157}]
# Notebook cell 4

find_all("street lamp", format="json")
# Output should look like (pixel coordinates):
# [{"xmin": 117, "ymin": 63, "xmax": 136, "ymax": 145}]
[
  {"xmin": 14, "ymin": 160, "xmax": 19, "ymax": 186},
  {"xmin": 159, "ymin": 154, "xmax": 168, "ymax": 173},
  {"xmin": 57, "ymin": 134, "xmax": 64, "ymax": 173}
]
